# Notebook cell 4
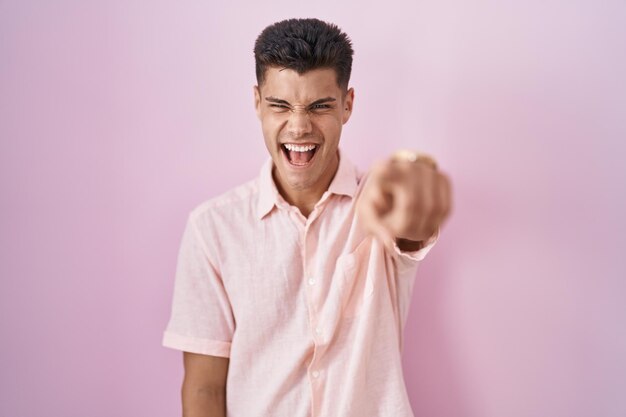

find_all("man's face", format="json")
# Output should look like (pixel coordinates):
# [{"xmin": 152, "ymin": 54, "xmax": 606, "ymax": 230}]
[{"xmin": 254, "ymin": 67, "xmax": 354, "ymax": 195}]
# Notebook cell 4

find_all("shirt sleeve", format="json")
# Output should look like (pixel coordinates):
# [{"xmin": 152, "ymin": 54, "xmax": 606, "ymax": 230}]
[
  {"xmin": 392, "ymin": 226, "xmax": 440, "ymax": 274},
  {"xmin": 162, "ymin": 211, "xmax": 235, "ymax": 358},
  {"xmin": 389, "ymin": 227, "xmax": 440, "ymax": 338}
]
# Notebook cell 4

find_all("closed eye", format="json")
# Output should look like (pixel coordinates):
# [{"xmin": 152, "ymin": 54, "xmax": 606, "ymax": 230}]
[{"xmin": 311, "ymin": 104, "xmax": 332, "ymax": 109}]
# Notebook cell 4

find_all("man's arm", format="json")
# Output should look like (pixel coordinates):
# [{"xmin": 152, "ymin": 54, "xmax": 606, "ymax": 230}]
[
  {"xmin": 182, "ymin": 352, "xmax": 229, "ymax": 417},
  {"xmin": 356, "ymin": 150, "xmax": 452, "ymax": 253},
  {"xmin": 395, "ymin": 237, "xmax": 425, "ymax": 252}
]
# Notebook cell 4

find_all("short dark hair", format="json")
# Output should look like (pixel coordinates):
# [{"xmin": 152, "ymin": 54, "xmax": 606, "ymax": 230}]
[{"xmin": 254, "ymin": 18, "xmax": 354, "ymax": 92}]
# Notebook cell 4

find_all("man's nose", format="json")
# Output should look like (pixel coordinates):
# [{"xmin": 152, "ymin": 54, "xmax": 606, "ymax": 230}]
[{"xmin": 286, "ymin": 108, "xmax": 312, "ymax": 137}]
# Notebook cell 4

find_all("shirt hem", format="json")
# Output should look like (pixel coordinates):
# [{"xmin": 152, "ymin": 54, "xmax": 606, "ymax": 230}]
[{"xmin": 162, "ymin": 331, "xmax": 231, "ymax": 358}]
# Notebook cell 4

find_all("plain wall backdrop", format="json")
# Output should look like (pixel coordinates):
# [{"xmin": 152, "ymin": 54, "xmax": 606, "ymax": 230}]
[{"xmin": 1, "ymin": 1, "xmax": 625, "ymax": 416}]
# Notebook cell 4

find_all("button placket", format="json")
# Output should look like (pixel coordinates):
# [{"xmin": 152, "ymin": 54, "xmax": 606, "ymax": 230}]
[
  {"xmin": 302, "ymin": 212, "xmax": 325, "ymax": 404},
  {"xmin": 311, "ymin": 321, "xmax": 324, "ymax": 344}
]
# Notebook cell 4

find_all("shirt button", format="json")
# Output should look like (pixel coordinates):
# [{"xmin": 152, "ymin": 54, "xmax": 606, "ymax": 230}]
[
  {"xmin": 308, "ymin": 278, "xmax": 316, "ymax": 286},
  {"xmin": 312, "ymin": 370, "xmax": 320, "ymax": 378},
  {"xmin": 315, "ymin": 327, "xmax": 322, "ymax": 334}
]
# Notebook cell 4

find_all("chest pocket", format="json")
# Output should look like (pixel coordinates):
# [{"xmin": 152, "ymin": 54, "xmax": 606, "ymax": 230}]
[{"xmin": 336, "ymin": 237, "xmax": 375, "ymax": 319}]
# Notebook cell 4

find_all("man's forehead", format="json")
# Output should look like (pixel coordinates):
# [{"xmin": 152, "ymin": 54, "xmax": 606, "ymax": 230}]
[{"xmin": 260, "ymin": 67, "xmax": 341, "ymax": 101}]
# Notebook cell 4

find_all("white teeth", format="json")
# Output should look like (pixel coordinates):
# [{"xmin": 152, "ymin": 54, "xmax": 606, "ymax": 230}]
[{"xmin": 284, "ymin": 143, "xmax": 317, "ymax": 152}]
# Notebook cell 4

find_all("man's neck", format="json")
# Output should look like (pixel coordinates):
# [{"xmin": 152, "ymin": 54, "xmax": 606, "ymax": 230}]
[{"xmin": 273, "ymin": 152, "xmax": 340, "ymax": 218}]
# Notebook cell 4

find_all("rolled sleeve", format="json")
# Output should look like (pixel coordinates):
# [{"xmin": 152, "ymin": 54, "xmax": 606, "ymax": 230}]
[
  {"xmin": 391, "ymin": 227, "xmax": 441, "ymax": 333},
  {"xmin": 162, "ymin": 212, "xmax": 235, "ymax": 358},
  {"xmin": 393, "ymin": 226, "xmax": 440, "ymax": 273}
]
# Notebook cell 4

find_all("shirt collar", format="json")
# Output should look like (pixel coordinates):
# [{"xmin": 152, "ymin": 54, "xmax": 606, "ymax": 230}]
[{"xmin": 256, "ymin": 147, "xmax": 359, "ymax": 220}]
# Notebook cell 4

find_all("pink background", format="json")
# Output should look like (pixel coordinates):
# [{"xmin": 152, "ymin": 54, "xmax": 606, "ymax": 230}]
[{"xmin": 1, "ymin": 1, "xmax": 625, "ymax": 416}]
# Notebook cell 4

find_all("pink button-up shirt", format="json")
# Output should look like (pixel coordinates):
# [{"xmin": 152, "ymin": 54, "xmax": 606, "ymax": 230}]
[{"xmin": 162, "ymin": 148, "xmax": 439, "ymax": 417}]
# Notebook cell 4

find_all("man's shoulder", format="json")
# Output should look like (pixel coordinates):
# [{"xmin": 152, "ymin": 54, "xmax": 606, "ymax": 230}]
[{"xmin": 189, "ymin": 177, "xmax": 260, "ymax": 221}]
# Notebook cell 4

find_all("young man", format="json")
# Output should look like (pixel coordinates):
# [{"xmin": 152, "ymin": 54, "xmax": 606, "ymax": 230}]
[{"xmin": 163, "ymin": 18, "xmax": 452, "ymax": 417}]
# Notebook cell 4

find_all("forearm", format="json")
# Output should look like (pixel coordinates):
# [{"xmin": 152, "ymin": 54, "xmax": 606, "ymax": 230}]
[
  {"xmin": 182, "ymin": 383, "xmax": 226, "ymax": 417},
  {"xmin": 395, "ymin": 237, "xmax": 424, "ymax": 252}
]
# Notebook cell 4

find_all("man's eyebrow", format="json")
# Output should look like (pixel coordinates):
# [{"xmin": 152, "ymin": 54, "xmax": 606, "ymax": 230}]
[
  {"xmin": 309, "ymin": 97, "xmax": 337, "ymax": 106},
  {"xmin": 265, "ymin": 97, "xmax": 291, "ymax": 105},
  {"xmin": 265, "ymin": 96, "xmax": 337, "ymax": 106}
]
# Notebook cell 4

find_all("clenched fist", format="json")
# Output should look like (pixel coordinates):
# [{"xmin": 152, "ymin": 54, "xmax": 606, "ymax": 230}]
[{"xmin": 356, "ymin": 151, "xmax": 453, "ymax": 252}]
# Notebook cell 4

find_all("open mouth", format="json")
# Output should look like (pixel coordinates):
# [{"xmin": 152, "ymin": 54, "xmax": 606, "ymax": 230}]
[{"xmin": 280, "ymin": 143, "xmax": 319, "ymax": 167}]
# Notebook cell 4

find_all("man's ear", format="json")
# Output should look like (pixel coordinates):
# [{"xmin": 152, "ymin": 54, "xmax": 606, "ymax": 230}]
[
  {"xmin": 342, "ymin": 87, "xmax": 355, "ymax": 124},
  {"xmin": 253, "ymin": 85, "xmax": 262, "ymax": 120}
]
